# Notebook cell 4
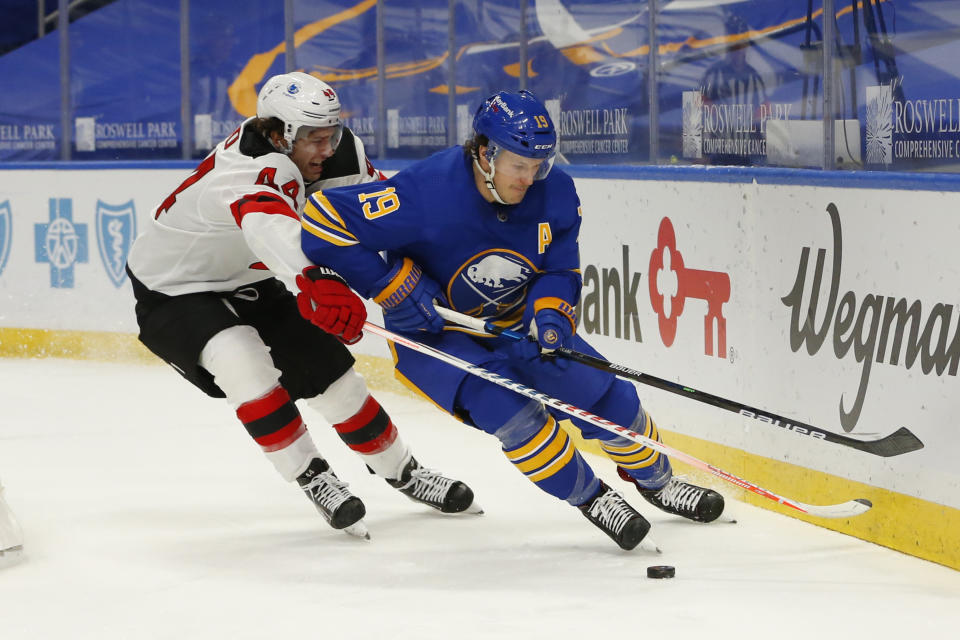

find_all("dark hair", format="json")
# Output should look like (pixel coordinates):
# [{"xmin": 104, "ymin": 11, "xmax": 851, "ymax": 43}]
[
  {"xmin": 462, "ymin": 133, "xmax": 489, "ymax": 160},
  {"xmin": 250, "ymin": 117, "xmax": 284, "ymax": 141}
]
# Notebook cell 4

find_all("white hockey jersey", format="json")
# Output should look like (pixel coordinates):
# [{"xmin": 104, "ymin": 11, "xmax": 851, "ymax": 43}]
[{"xmin": 127, "ymin": 118, "xmax": 381, "ymax": 296}]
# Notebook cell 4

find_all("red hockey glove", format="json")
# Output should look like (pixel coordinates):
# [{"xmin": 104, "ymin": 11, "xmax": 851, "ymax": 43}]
[{"xmin": 296, "ymin": 266, "xmax": 366, "ymax": 345}]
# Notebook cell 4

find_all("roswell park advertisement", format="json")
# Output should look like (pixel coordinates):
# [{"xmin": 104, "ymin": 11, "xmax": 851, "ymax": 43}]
[{"xmin": 3, "ymin": 0, "xmax": 960, "ymax": 173}]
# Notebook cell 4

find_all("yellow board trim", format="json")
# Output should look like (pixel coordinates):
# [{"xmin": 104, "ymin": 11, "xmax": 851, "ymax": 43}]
[
  {"xmin": 0, "ymin": 328, "xmax": 156, "ymax": 363},
  {"xmin": 566, "ymin": 424, "xmax": 960, "ymax": 571},
  {"xmin": 2, "ymin": 326, "xmax": 957, "ymax": 571}
]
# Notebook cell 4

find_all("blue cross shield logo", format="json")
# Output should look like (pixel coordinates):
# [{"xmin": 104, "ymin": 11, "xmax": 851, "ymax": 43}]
[
  {"xmin": 96, "ymin": 199, "xmax": 137, "ymax": 287},
  {"xmin": 0, "ymin": 200, "xmax": 11, "ymax": 278},
  {"xmin": 34, "ymin": 198, "xmax": 88, "ymax": 288}
]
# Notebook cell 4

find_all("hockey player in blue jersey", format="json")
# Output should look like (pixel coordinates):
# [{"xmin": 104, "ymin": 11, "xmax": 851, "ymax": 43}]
[{"xmin": 298, "ymin": 89, "xmax": 724, "ymax": 550}]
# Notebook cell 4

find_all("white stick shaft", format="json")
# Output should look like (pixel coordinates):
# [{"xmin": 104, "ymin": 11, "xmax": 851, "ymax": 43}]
[
  {"xmin": 435, "ymin": 307, "xmax": 488, "ymax": 332},
  {"xmin": 363, "ymin": 322, "xmax": 872, "ymax": 519}
]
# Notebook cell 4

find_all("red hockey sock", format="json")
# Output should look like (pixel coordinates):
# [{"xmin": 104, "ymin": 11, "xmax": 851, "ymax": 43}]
[
  {"xmin": 237, "ymin": 386, "xmax": 306, "ymax": 453},
  {"xmin": 332, "ymin": 396, "xmax": 398, "ymax": 454}
]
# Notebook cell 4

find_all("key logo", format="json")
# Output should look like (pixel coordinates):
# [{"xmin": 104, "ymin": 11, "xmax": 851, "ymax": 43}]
[
  {"xmin": 34, "ymin": 198, "xmax": 88, "ymax": 288},
  {"xmin": 648, "ymin": 216, "xmax": 730, "ymax": 358},
  {"xmin": 96, "ymin": 199, "xmax": 137, "ymax": 287}
]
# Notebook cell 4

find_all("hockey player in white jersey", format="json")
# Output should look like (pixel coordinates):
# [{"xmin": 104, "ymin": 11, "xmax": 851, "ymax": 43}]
[{"xmin": 126, "ymin": 72, "xmax": 479, "ymax": 539}]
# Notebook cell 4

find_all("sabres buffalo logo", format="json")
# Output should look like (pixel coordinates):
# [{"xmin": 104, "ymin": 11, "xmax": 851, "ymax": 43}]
[{"xmin": 448, "ymin": 249, "xmax": 536, "ymax": 317}]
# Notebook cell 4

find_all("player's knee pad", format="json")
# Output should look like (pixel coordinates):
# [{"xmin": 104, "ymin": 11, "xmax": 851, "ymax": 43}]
[
  {"xmin": 199, "ymin": 325, "xmax": 281, "ymax": 408},
  {"xmin": 455, "ymin": 360, "xmax": 533, "ymax": 436},
  {"xmin": 492, "ymin": 399, "xmax": 551, "ymax": 449},
  {"xmin": 566, "ymin": 377, "xmax": 640, "ymax": 439},
  {"xmin": 304, "ymin": 368, "xmax": 369, "ymax": 424}
]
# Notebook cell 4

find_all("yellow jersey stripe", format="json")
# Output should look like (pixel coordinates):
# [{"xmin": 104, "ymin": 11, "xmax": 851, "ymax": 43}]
[
  {"xmin": 302, "ymin": 200, "xmax": 357, "ymax": 239},
  {"xmin": 302, "ymin": 219, "xmax": 359, "ymax": 246},
  {"xmin": 308, "ymin": 192, "xmax": 351, "ymax": 230}
]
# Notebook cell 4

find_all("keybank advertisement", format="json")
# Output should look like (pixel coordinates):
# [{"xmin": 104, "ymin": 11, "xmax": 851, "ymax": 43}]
[
  {"xmin": 572, "ymin": 175, "xmax": 959, "ymax": 511},
  {"xmin": 3, "ymin": 0, "xmax": 960, "ymax": 171},
  {"xmin": 1, "ymin": 167, "xmax": 958, "ymax": 511}
]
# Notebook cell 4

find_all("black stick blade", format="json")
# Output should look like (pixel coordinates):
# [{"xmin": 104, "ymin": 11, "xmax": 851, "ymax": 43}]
[{"xmin": 850, "ymin": 427, "xmax": 924, "ymax": 457}]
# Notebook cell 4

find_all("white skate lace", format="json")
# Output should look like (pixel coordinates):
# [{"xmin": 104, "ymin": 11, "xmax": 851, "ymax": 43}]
[
  {"xmin": 397, "ymin": 467, "xmax": 454, "ymax": 506},
  {"xmin": 588, "ymin": 490, "xmax": 634, "ymax": 535},
  {"xmin": 654, "ymin": 477, "xmax": 705, "ymax": 514},
  {"xmin": 301, "ymin": 472, "xmax": 353, "ymax": 515}
]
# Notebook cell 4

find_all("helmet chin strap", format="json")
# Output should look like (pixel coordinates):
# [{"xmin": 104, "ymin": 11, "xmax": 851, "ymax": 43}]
[
  {"xmin": 268, "ymin": 133, "xmax": 292, "ymax": 155},
  {"xmin": 473, "ymin": 155, "xmax": 509, "ymax": 205}
]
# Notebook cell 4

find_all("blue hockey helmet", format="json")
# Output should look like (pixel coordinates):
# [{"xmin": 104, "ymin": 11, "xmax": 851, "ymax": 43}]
[{"xmin": 472, "ymin": 90, "xmax": 557, "ymax": 181}]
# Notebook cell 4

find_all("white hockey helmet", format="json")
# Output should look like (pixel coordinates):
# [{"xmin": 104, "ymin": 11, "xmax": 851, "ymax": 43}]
[{"xmin": 256, "ymin": 72, "xmax": 342, "ymax": 152}]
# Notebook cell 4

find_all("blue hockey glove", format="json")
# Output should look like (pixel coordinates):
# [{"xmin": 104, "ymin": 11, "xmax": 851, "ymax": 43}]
[
  {"xmin": 532, "ymin": 308, "xmax": 574, "ymax": 353},
  {"xmin": 530, "ymin": 308, "xmax": 574, "ymax": 372},
  {"xmin": 508, "ymin": 299, "xmax": 577, "ymax": 371},
  {"xmin": 372, "ymin": 257, "xmax": 445, "ymax": 333}
]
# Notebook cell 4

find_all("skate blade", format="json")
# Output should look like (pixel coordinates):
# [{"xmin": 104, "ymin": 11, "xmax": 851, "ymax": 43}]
[
  {"xmin": 464, "ymin": 501, "xmax": 484, "ymax": 515},
  {"xmin": 343, "ymin": 521, "xmax": 370, "ymax": 540},
  {"xmin": 0, "ymin": 545, "xmax": 24, "ymax": 568},
  {"xmin": 638, "ymin": 535, "xmax": 661, "ymax": 554}
]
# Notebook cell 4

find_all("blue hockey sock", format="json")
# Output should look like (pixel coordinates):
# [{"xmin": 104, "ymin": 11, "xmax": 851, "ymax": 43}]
[
  {"xmin": 498, "ymin": 409, "xmax": 599, "ymax": 506},
  {"xmin": 600, "ymin": 411, "xmax": 672, "ymax": 490}
]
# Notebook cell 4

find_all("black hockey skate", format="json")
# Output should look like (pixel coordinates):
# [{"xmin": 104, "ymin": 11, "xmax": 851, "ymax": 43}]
[
  {"xmin": 388, "ymin": 457, "xmax": 482, "ymax": 514},
  {"xmin": 297, "ymin": 458, "xmax": 368, "ymax": 537},
  {"xmin": 577, "ymin": 481, "xmax": 651, "ymax": 551},
  {"xmin": 618, "ymin": 467, "xmax": 724, "ymax": 523}
]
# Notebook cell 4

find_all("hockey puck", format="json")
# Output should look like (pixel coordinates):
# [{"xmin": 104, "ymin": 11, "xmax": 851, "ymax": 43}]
[{"xmin": 646, "ymin": 565, "xmax": 675, "ymax": 579}]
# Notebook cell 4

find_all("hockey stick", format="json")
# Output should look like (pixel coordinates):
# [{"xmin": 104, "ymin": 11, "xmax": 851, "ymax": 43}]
[
  {"xmin": 434, "ymin": 307, "xmax": 924, "ymax": 458},
  {"xmin": 363, "ymin": 320, "xmax": 872, "ymax": 519}
]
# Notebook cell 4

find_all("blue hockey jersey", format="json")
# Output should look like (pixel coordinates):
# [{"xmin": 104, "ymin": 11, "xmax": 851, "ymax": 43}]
[{"xmin": 301, "ymin": 146, "xmax": 583, "ymax": 329}]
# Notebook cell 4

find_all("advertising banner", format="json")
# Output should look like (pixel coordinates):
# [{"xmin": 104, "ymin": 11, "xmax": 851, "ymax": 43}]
[
  {"xmin": 0, "ymin": 168, "xmax": 184, "ymax": 333},
  {"xmin": 4, "ymin": 1, "xmax": 960, "ymax": 171},
  {"xmin": 574, "ymin": 174, "xmax": 959, "ymax": 510},
  {"xmin": 2, "ymin": 164, "xmax": 957, "ymax": 513}
]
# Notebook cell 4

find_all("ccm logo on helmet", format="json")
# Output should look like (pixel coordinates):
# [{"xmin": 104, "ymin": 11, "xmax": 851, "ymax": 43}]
[{"xmin": 534, "ymin": 144, "xmax": 553, "ymax": 149}]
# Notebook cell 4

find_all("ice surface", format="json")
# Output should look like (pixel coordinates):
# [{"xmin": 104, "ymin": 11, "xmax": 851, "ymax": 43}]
[{"xmin": 1, "ymin": 358, "xmax": 958, "ymax": 639}]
